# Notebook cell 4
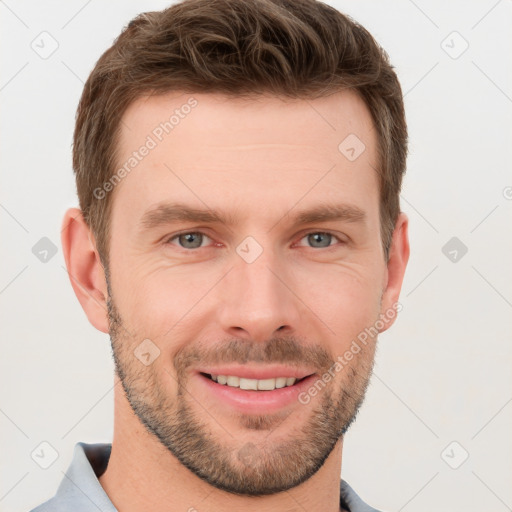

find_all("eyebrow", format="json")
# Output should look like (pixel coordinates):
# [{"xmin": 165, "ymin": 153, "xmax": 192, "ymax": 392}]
[{"xmin": 139, "ymin": 201, "xmax": 366, "ymax": 231}]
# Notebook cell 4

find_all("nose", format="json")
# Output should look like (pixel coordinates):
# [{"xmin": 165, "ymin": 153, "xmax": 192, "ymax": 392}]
[{"xmin": 217, "ymin": 247, "xmax": 302, "ymax": 343}]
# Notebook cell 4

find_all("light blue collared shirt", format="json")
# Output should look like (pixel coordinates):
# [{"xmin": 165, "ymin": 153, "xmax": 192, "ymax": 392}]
[{"xmin": 30, "ymin": 442, "xmax": 382, "ymax": 512}]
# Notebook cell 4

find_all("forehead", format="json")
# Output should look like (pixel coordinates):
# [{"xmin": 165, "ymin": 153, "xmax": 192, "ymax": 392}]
[
  {"xmin": 119, "ymin": 90, "xmax": 375, "ymax": 153},
  {"xmin": 111, "ymin": 91, "xmax": 379, "ymax": 228}
]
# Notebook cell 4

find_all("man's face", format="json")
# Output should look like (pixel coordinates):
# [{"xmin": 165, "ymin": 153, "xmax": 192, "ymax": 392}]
[{"xmin": 105, "ymin": 91, "xmax": 396, "ymax": 495}]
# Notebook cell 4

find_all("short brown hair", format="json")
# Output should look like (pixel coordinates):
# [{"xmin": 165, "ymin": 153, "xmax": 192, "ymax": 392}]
[{"xmin": 73, "ymin": 0, "xmax": 407, "ymax": 266}]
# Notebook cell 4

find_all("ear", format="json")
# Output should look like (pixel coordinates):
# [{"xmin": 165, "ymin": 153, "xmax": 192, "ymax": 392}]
[
  {"xmin": 379, "ymin": 212, "xmax": 410, "ymax": 332},
  {"xmin": 61, "ymin": 208, "xmax": 110, "ymax": 333}
]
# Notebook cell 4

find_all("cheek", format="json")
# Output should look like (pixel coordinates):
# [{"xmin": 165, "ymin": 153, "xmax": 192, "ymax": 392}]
[
  {"xmin": 115, "ymin": 262, "xmax": 222, "ymax": 338},
  {"xmin": 293, "ymin": 263, "xmax": 383, "ymax": 345},
  {"xmin": 112, "ymin": 247, "xmax": 384, "ymax": 346}
]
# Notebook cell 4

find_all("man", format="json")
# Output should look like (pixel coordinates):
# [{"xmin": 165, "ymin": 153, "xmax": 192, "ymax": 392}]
[{"xmin": 32, "ymin": 0, "xmax": 409, "ymax": 510}]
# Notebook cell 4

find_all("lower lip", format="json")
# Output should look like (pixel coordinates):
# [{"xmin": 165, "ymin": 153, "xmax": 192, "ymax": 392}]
[{"xmin": 196, "ymin": 372, "xmax": 317, "ymax": 414}]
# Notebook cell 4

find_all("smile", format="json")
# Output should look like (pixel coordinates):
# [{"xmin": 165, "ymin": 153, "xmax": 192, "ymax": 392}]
[{"xmin": 203, "ymin": 373, "xmax": 307, "ymax": 391}]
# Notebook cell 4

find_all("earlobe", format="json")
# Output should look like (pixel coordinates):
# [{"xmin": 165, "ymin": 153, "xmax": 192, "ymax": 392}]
[
  {"xmin": 379, "ymin": 213, "xmax": 410, "ymax": 333},
  {"xmin": 61, "ymin": 207, "xmax": 110, "ymax": 333}
]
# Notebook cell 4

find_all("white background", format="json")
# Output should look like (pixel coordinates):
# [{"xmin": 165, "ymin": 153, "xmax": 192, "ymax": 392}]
[{"xmin": 1, "ymin": 1, "xmax": 511, "ymax": 511}]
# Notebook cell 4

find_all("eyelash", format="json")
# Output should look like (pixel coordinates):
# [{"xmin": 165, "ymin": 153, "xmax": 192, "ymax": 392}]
[{"xmin": 165, "ymin": 230, "xmax": 346, "ymax": 251}]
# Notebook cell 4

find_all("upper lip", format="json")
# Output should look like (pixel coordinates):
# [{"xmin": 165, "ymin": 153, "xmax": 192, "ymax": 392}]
[{"xmin": 197, "ymin": 365, "xmax": 316, "ymax": 380}]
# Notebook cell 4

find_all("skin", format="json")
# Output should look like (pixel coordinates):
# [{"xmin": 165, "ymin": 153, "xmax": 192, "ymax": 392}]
[{"xmin": 62, "ymin": 90, "xmax": 409, "ymax": 512}]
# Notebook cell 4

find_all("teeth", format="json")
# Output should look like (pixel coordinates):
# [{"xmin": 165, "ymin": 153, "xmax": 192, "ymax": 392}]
[
  {"xmin": 257, "ymin": 378, "xmax": 276, "ymax": 391},
  {"xmin": 275, "ymin": 377, "xmax": 287, "ymax": 389},
  {"xmin": 209, "ymin": 374, "xmax": 298, "ymax": 390},
  {"xmin": 240, "ymin": 378, "xmax": 258, "ymax": 390},
  {"xmin": 226, "ymin": 376, "xmax": 240, "ymax": 387}
]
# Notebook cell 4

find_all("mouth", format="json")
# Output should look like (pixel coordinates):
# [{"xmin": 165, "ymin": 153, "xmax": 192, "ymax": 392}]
[
  {"xmin": 200, "ymin": 372, "xmax": 311, "ymax": 391},
  {"xmin": 193, "ymin": 368, "xmax": 318, "ymax": 414}
]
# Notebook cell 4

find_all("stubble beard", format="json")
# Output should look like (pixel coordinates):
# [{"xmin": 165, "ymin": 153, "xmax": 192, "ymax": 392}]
[{"xmin": 106, "ymin": 289, "xmax": 376, "ymax": 496}]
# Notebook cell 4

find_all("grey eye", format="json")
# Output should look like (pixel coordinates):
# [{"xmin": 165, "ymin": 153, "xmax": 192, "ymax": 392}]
[
  {"xmin": 306, "ymin": 232, "xmax": 333, "ymax": 248},
  {"xmin": 177, "ymin": 232, "xmax": 205, "ymax": 249}
]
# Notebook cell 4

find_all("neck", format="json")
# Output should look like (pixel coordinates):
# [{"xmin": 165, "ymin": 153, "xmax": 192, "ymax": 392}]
[{"xmin": 100, "ymin": 377, "xmax": 344, "ymax": 512}]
